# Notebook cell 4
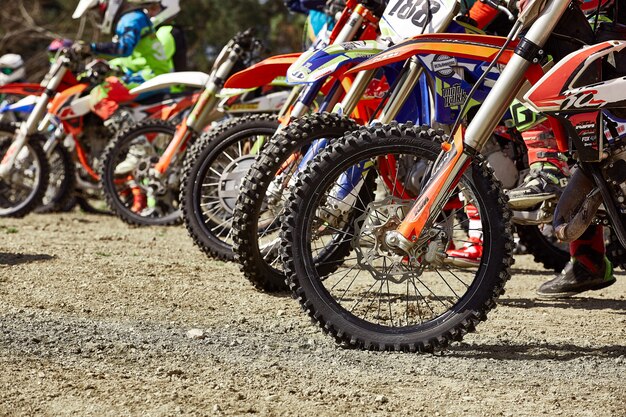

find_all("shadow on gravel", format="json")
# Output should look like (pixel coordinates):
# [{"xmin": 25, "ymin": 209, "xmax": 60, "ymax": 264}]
[
  {"xmin": 499, "ymin": 297, "xmax": 626, "ymax": 312},
  {"xmin": 510, "ymin": 268, "xmax": 553, "ymax": 277},
  {"xmin": 448, "ymin": 342, "xmax": 626, "ymax": 361},
  {"xmin": 0, "ymin": 252, "xmax": 55, "ymax": 266}
]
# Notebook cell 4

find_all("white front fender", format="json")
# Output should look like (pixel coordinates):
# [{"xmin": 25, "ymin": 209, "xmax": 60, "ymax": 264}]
[{"xmin": 129, "ymin": 72, "xmax": 210, "ymax": 95}]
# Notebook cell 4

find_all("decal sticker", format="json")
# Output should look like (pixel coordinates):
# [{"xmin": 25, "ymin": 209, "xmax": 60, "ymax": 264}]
[
  {"xmin": 569, "ymin": 113, "xmax": 599, "ymax": 149},
  {"xmin": 560, "ymin": 90, "xmax": 605, "ymax": 111},
  {"xmin": 431, "ymin": 55, "xmax": 456, "ymax": 77},
  {"xmin": 386, "ymin": 0, "xmax": 441, "ymax": 26},
  {"xmin": 442, "ymin": 84, "xmax": 466, "ymax": 108}
]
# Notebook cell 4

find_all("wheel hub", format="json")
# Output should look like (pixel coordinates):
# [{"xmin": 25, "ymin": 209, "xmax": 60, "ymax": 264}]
[
  {"xmin": 218, "ymin": 155, "xmax": 256, "ymax": 214},
  {"xmin": 353, "ymin": 196, "xmax": 420, "ymax": 284}
]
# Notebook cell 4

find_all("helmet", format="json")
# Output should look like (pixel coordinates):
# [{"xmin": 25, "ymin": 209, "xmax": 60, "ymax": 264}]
[
  {"xmin": 72, "ymin": 0, "xmax": 124, "ymax": 35},
  {"xmin": 151, "ymin": 0, "xmax": 180, "ymax": 27},
  {"xmin": 0, "ymin": 54, "xmax": 25, "ymax": 85}
]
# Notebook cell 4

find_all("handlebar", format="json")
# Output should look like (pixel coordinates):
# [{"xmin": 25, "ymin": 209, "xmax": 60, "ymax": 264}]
[{"xmin": 480, "ymin": 0, "xmax": 516, "ymax": 20}]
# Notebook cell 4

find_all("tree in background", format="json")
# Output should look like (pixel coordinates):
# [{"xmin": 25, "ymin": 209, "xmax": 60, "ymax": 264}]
[{"xmin": 0, "ymin": 0, "xmax": 305, "ymax": 80}]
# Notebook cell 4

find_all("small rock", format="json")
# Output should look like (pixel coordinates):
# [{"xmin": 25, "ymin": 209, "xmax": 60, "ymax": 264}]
[
  {"xmin": 616, "ymin": 355, "xmax": 624, "ymax": 364},
  {"xmin": 375, "ymin": 395, "xmax": 388, "ymax": 404},
  {"xmin": 212, "ymin": 404, "xmax": 221, "ymax": 412},
  {"xmin": 266, "ymin": 394, "xmax": 279, "ymax": 401},
  {"xmin": 235, "ymin": 393, "xmax": 245, "ymax": 400},
  {"xmin": 186, "ymin": 329, "xmax": 205, "ymax": 339},
  {"xmin": 166, "ymin": 369, "xmax": 184, "ymax": 377},
  {"xmin": 277, "ymin": 310, "xmax": 285, "ymax": 317}
]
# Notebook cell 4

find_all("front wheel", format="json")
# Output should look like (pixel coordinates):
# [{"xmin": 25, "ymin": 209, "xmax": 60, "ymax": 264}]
[
  {"xmin": 181, "ymin": 114, "xmax": 279, "ymax": 260},
  {"xmin": 233, "ymin": 113, "xmax": 358, "ymax": 292},
  {"xmin": 100, "ymin": 120, "xmax": 187, "ymax": 226},
  {"xmin": 0, "ymin": 123, "xmax": 50, "ymax": 217},
  {"xmin": 36, "ymin": 141, "xmax": 76, "ymax": 214},
  {"xmin": 281, "ymin": 123, "xmax": 513, "ymax": 352},
  {"xmin": 515, "ymin": 224, "xmax": 569, "ymax": 272}
]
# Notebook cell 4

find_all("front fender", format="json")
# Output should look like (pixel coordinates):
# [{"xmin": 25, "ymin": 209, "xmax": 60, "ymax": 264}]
[
  {"xmin": 129, "ymin": 71, "xmax": 210, "ymax": 95},
  {"xmin": 346, "ymin": 34, "xmax": 519, "ymax": 75},
  {"xmin": 224, "ymin": 53, "xmax": 302, "ymax": 89},
  {"xmin": 0, "ymin": 83, "xmax": 45, "ymax": 96},
  {"xmin": 0, "ymin": 95, "xmax": 38, "ymax": 114},
  {"xmin": 286, "ymin": 40, "xmax": 387, "ymax": 84}
]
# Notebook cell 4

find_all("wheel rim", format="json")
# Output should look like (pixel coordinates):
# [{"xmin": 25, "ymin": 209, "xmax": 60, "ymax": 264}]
[
  {"xmin": 195, "ymin": 131, "xmax": 273, "ymax": 246},
  {"xmin": 0, "ymin": 140, "xmax": 43, "ymax": 214},
  {"xmin": 111, "ymin": 128, "xmax": 180, "ymax": 220},
  {"xmin": 295, "ymin": 149, "xmax": 492, "ymax": 330}
]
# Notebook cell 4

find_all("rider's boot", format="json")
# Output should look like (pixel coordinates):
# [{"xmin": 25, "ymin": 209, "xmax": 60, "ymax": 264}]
[
  {"xmin": 447, "ymin": 204, "xmax": 483, "ymax": 263},
  {"xmin": 537, "ymin": 225, "xmax": 616, "ymax": 298},
  {"xmin": 507, "ymin": 124, "xmax": 570, "ymax": 210},
  {"xmin": 114, "ymin": 146, "xmax": 149, "ymax": 176},
  {"xmin": 130, "ymin": 185, "xmax": 147, "ymax": 213}
]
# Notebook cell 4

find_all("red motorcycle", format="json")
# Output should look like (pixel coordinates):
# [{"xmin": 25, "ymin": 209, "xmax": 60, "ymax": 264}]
[{"xmin": 0, "ymin": 45, "xmax": 197, "ymax": 217}]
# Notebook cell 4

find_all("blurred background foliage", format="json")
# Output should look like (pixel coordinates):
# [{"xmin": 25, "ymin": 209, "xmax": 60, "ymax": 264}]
[{"xmin": 0, "ymin": 0, "xmax": 306, "ymax": 80}]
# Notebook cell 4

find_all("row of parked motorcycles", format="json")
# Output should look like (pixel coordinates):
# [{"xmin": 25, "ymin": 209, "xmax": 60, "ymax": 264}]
[{"xmin": 2, "ymin": 0, "xmax": 625, "ymax": 352}]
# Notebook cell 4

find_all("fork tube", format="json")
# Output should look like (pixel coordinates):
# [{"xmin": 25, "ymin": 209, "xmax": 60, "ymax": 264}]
[
  {"xmin": 464, "ymin": 0, "xmax": 571, "ymax": 151},
  {"xmin": 393, "ymin": 0, "xmax": 572, "ymax": 244},
  {"xmin": 0, "ymin": 63, "xmax": 67, "ymax": 177},
  {"xmin": 334, "ymin": 6, "xmax": 367, "ymax": 44},
  {"xmin": 277, "ymin": 85, "xmax": 303, "ymax": 118},
  {"xmin": 378, "ymin": 58, "xmax": 423, "ymax": 124},
  {"xmin": 337, "ymin": 69, "xmax": 376, "ymax": 116}
]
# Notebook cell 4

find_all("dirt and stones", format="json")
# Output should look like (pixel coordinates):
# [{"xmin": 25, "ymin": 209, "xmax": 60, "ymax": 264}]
[{"xmin": 0, "ymin": 212, "xmax": 624, "ymax": 416}]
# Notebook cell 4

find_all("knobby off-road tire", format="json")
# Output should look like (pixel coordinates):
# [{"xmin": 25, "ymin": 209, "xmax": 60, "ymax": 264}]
[
  {"xmin": 0, "ymin": 123, "xmax": 50, "ymax": 218},
  {"xmin": 281, "ymin": 123, "xmax": 514, "ymax": 352},
  {"xmin": 607, "ymin": 228, "xmax": 626, "ymax": 270},
  {"xmin": 100, "ymin": 119, "xmax": 186, "ymax": 226},
  {"xmin": 36, "ymin": 143, "xmax": 76, "ymax": 214},
  {"xmin": 181, "ymin": 114, "xmax": 279, "ymax": 261},
  {"xmin": 233, "ymin": 113, "xmax": 358, "ymax": 292},
  {"xmin": 516, "ymin": 224, "xmax": 569, "ymax": 272}
]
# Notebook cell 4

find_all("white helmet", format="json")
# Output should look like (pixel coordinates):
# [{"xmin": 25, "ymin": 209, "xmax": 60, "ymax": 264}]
[
  {"xmin": 0, "ymin": 54, "xmax": 26, "ymax": 86},
  {"xmin": 72, "ymin": 0, "xmax": 124, "ymax": 35},
  {"xmin": 151, "ymin": 0, "xmax": 180, "ymax": 27}
]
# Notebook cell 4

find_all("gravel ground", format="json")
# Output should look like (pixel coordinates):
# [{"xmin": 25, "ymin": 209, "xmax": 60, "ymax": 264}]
[{"xmin": 0, "ymin": 212, "xmax": 624, "ymax": 417}]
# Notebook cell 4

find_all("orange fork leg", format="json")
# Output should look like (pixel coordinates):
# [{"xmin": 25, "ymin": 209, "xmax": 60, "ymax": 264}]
[
  {"xmin": 395, "ymin": 130, "xmax": 470, "ymax": 242},
  {"xmin": 154, "ymin": 123, "xmax": 192, "ymax": 175}
]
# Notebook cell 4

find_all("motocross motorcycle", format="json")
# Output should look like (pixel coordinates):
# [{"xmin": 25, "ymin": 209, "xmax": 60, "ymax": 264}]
[
  {"xmin": 279, "ymin": 0, "xmax": 626, "ymax": 352},
  {"xmin": 230, "ymin": 0, "xmax": 575, "ymax": 292},
  {"xmin": 178, "ymin": 0, "xmax": 387, "ymax": 260},
  {"xmin": 0, "ymin": 44, "xmax": 200, "ymax": 217},
  {"xmin": 97, "ymin": 29, "xmax": 293, "ymax": 226}
]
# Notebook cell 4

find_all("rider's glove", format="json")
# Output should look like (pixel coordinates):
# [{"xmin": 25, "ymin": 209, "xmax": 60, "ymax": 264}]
[{"xmin": 71, "ymin": 41, "xmax": 92, "ymax": 57}]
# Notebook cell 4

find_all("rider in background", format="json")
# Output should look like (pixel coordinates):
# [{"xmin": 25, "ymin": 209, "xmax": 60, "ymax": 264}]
[
  {"xmin": 0, "ymin": 54, "xmax": 26, "ymax": 86},
  {"xmin": 284, "ymin": 0, "xmax": 344, "ymax": 47},
  {"xmin": 152, "ymin": 0, "xmax": 187, "ymax": 72},
  {"xmin": 72, "ymin": 0, "xmax": 174, "ymax": 119}
]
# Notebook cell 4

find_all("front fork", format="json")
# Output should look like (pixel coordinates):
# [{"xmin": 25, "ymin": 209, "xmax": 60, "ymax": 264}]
[
  {"xmin": 0, "ymin": 61, "xmax": 68, "ymax": 178},
  {"xmin": 387, "ymin": 0, "xmax": 571, "ymax": 252},
  {"xmin": 321, "ymin": 58, "xmax": 424, "ymax": 212},
  {"xmin": 0, "ymin": 94, "xmax": 53, "ymax": 178}
]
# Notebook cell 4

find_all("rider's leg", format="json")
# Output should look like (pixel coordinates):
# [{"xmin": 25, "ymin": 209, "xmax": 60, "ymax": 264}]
[
  {"xmin": 507, "ymin": 123, "xmax": 569, "ymax": 209},
  {"xmin": 537, "ymin": 224, "xmax": 616, "ymax": 298}
]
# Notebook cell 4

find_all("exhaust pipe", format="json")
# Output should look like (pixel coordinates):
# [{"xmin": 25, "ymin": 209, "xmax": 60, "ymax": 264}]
[{"xmin": 553, "ymin": 168, "xmax": 603, "ymax": 242}]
